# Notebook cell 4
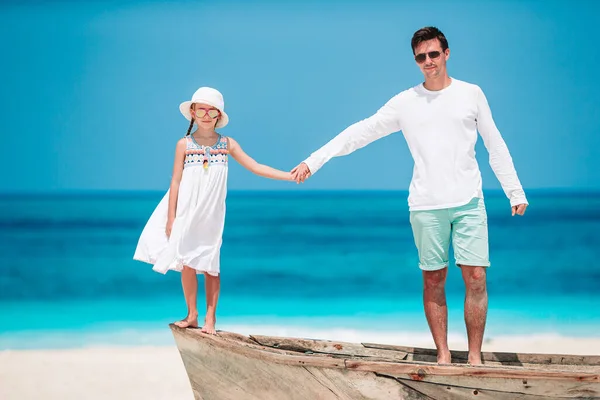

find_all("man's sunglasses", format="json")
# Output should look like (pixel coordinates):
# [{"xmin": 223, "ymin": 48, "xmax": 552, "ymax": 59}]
[{"xmin": 415, "ymin": 51, "xmax": 442, "ymax": 64}]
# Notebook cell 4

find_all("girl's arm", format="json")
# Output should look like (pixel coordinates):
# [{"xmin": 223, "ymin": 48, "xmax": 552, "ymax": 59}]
[
  {"xmin": 166, "ymin": 138, "xmax": 187, "ymax": 234},
  {"xmin": 229, "ymin": 137, "xmax": 293, "ymax": 181}
]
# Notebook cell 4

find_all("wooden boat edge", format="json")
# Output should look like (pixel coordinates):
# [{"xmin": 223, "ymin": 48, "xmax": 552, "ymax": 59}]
[{"xmin": 169, "ymin": 324, "xmax": 600, "ymax": 381}]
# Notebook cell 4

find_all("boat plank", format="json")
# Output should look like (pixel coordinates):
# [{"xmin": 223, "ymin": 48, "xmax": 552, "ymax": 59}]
[
  {"xmin": 396, "ymin": 378, "xmax": 584, "ymax": 400},
  {"xmin": 362, "ymin": 343, "xmax": 600, "ymax": 366},
  {"xmin": 345, "ymin": 361, "xmax": 599, "ymax": 398},
  {"xmin": 387, "ymin": 372, "xmax": 599, "ymax": 398},
  {"xmin": 345, "ymin": 359, "xmax": 600, "ymax": 381},
  {"xmin": 303, "ymin": 366, "xmax": 429, "ymax": 399},
  {"xmin": 250, "ymin": 335, "xmax": 408, "ymax": 361}
]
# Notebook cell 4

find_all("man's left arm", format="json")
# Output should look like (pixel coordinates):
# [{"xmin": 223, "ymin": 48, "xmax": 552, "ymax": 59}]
[{"xmin": 475, "ymin": 86, "xmax": 528, "ymax": 215}]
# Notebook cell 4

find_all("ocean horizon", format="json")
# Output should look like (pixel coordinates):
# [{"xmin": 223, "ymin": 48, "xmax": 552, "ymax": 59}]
[{"xmin": 1, "ymin": 189, "xmax": 599, "ymax": 350}]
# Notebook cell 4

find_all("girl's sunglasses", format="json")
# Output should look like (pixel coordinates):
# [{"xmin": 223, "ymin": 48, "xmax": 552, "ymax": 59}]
[
  {"xmin": 194, "ymin": 108, "xmax": 220, "ymax": 119},
  {"xmin": 415, "ymin": 51, "xmax": 442, "ymax": 64}
]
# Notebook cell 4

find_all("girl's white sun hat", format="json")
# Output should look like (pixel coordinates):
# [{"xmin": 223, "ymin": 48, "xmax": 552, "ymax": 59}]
[{"xmin": 179, "ymin": 87, "xmax": 229, "ymax": 128}]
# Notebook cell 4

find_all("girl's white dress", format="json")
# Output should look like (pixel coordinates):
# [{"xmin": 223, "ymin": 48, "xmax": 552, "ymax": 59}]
[{"xmin": 133, "ymin": 134, "xmax": 229, "ymax": 276}]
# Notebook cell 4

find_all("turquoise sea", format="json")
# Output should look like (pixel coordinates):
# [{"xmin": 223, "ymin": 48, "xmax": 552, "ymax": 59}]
[{"xmin": 1, "ymin": 191, "xmax": 599, "ymax": 349}]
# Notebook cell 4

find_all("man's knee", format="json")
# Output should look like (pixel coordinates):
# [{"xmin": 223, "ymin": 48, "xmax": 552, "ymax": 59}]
[
  {"xmin": 462, "ymin": 266, "xmax": 487, "ymax": 292},
  {"xmin": 423, "ymin": 269, "xmax": 447, "ymax": 290}
]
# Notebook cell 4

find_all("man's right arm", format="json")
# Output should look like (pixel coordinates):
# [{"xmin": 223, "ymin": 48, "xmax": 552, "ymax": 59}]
[{"xmin": 302, "ymin": 94, "xmax": 403, "ymax": 175}]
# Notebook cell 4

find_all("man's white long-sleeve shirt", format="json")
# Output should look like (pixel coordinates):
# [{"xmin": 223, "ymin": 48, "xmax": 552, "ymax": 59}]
[{"xmin": 303, "ymin": 78, "xmax": 528, "ymax": 211}]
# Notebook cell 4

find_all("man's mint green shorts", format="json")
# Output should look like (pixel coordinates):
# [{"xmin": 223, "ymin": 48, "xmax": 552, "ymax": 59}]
[{"xmin": 409, "ymin": 197, "xmax": 490, "ymax": 271}]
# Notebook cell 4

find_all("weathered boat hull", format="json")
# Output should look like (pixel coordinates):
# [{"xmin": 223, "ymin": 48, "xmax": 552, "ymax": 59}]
[{"xmin": 170, "ymin": 325, "xmax": 600, "ymax": 400}]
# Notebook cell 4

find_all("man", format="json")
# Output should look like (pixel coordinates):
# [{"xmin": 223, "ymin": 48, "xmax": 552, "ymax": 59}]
[{"xmin": 291, "ymin": 26, "xmax": 528, "ymax": 365}]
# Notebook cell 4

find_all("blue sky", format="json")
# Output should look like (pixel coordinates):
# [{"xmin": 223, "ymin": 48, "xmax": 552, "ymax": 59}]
[{"xmin": 1, "ymin": 0, "xmax": 599, "ymax": 192}]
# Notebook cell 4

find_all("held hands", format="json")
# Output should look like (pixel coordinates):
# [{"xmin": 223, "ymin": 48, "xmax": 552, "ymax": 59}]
[
  {"xmin": 291, "ymin": 162, "xmax": 311, "ymax": 184},
  {"xmin": 512, "ymin": 204, "xmax": 527, "ymax": 216}
]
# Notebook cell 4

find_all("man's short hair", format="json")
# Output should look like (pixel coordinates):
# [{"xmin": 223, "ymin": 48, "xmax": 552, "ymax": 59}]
[{"xmin": 411, "ymin": 27, "xmax": 449, "ymax": 54}]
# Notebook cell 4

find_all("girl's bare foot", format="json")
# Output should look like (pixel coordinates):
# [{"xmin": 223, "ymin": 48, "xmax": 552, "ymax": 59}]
[
  {"xmin": 174, "ymin": 314, "xmax": 198, "ymax": 328},
  {"xmin": 200, "ymin": 316, "xmax": 216, "ymax": 334}
]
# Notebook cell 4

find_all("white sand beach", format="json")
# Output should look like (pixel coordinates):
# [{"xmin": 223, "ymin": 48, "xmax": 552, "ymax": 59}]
[
  {"xmin": 0, "ymin": 345, "xmax": 193, "ymax": 400},
  {"xmin": 1, "ymin": 333, "xmax": 599, "ymax": 400}
]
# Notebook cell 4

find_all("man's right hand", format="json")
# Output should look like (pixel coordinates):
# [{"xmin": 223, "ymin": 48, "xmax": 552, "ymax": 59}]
[{"xmin": 291, "ymin": 162, "xmax": 311, "ymax": 184}]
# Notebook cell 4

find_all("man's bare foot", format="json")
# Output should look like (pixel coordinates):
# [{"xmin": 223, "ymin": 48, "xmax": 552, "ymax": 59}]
[
  {"xmin": 200, "ymin": 316, "xmax": 216, "ymax": 335},
  {"xmin": 468, "ymin": 353, "xmax": 483, "ymax": 365},
  {"xmin": 437, "ymin": 350, "xmax": 452, "ymax": 364},
  {"xmin": 174, "ymin": 314, "xmax": 198, "ymax": 329}
]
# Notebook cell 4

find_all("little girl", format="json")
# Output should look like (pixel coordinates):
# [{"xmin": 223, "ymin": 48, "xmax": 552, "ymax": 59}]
[{"xmin": 134, "ymin": 87, "xmax": 292, "ymax": 333}]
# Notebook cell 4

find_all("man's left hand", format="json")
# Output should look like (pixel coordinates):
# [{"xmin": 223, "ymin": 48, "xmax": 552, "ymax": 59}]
[{"xmin": 512, "ymin": 204, "xmax": 528, "ymax": 216}]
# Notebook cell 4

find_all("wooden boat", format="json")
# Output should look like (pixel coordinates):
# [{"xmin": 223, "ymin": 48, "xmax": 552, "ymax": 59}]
[{"xmin": 170, "ymin": 324, "xmax": 600, "ymax": 399}]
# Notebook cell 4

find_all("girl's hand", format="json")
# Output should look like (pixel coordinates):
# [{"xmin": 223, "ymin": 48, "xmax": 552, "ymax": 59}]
[
  {"xmin": 285, "ymin": 172, "xmax": 296, "ymax": 182},
  {"xmin": 166, "ymin": 219, "xmax": 174, "ymax": 238}
]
